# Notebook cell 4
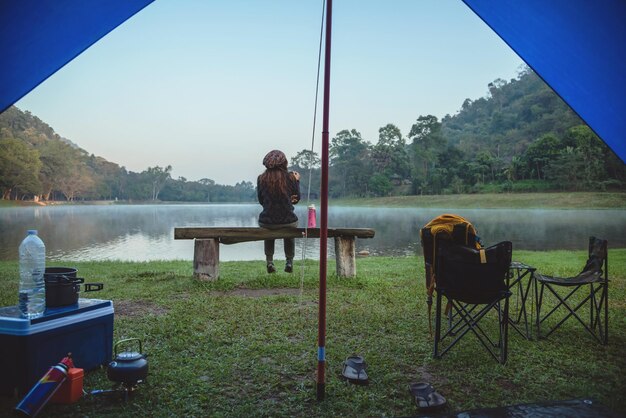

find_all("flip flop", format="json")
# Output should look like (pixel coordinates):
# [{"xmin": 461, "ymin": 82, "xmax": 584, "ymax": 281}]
[
  {"xmin": 408, "ymin": 382, "xmax": 446, "ymax": 410},
  {"xmin": 341, "ymin": 355, "xmax": 369, "ymax": 385}
]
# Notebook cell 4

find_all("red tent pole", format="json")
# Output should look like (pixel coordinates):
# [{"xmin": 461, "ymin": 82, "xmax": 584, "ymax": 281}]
[{"xmin": 316, "ymin": 0, "xmax": 332, "ymax": 402}]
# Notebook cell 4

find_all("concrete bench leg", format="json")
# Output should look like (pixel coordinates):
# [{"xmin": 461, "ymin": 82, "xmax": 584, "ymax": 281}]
[
  {"xmin": 194, "ymin": 239, "xmax": 219, "ymax": 280},
  {"xmin": 335, "ymin": 236, "xmax": 356, "ymax": 278}
]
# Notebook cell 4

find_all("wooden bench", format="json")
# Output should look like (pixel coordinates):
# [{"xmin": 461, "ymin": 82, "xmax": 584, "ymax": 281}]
[{"xmin": 174, "ymin": 227, "xmax": 375, "ymax": 280}]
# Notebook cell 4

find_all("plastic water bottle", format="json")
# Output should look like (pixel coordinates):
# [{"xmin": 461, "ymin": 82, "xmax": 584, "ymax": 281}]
[{"xmin": 19, "ymin": 230, "xmax": 46, "ymax": 319}]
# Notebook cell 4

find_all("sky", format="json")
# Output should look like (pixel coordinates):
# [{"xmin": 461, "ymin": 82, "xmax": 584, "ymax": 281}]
[{"xmin": 16, "ymin": 0, "xmax": 523, "ymax": 186}]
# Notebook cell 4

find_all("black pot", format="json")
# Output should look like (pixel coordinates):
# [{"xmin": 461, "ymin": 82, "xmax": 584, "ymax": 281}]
[{"xmin": 44, "ymin": 267, "xmax": 104, "ymax": 307}]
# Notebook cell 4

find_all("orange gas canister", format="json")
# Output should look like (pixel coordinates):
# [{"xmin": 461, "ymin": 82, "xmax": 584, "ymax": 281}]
[{"xmin": 51, "ymin": 367, "xmax": 83, "ymax": 404}]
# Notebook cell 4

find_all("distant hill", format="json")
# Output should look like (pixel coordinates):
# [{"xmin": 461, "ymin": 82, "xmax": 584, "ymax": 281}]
[
  {"xmin": 0, "ymin": 105, "xmax": 80, "ymax": 149},
  {"xmin": 423, "ymin": 67, "xmax": 625, "ymax": 194},
  {"xmin": 314, "ymin": 66, "xmax": 625, "ymax": 197},
  {"xmin": 442, "ymin": 67, "xmax": 584, "ymax": 158}
]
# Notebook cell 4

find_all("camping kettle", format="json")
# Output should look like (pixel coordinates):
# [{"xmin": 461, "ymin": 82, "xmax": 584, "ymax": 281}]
[{"xmin": 107, "ymin": 338, "xmax": 148, "ymax": 386}]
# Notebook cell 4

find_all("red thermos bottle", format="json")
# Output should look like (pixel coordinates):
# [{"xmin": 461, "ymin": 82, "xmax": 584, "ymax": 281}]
[
  {"xmin": 15, "ymin": 355, "xmax": 74, "ymax": 417},
  {"xmin": 308, "ymin": 204, "xmax": 316, "ymax": 228}
]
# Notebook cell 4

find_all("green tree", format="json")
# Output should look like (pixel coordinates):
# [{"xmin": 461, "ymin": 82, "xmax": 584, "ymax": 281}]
[
  {"xmin": 198, "ymin": 178, "xmax": 216, "ymax": 202},
  {"xmin": 565, "ymin": 125, "xmax": 607, "ymax": 187},
  {"xmin": 125, "ymin": 171, "xmax": 151, "ymax": 200},
  {"xmin": 372, "ymin": 123, "xmax": 410, "ymax": 180},
  {"xmin": 523, "ymin": 133, "xmax": 562, "ymax": 180},
  {"xmin": 39, "ymin": 140, "xmax": 74, "ymax": 200},
  {"xmin": 329, "ymin": 129, "xmax": 371, "ymax": 197},
  {"xmin": 504, "ymin": 156, "xmax": 523, "ymax": 181},
  {"xmin": 488, "ymin": 78, "xmax": 508, "ymax": 111},
  {"xmin": 57, "ymin": 163, "xmax": 94, "ymax": 201},
  {"xmin": 408, "ymin": 115, "xmax": 444, "ymax": 193},
  {"xmin": 544, "ymin": 147, "xmax": 585, "ymax": 190},
  {"xmin": 144, "ymin": 165, "xmax": 173, "ymax": 201},
  {"xmin": 234, "ymin": 181, "xmax": 256, "ymax": 201},
  {"xmin": 368, "ymin": 173, "xmax": 393, "ymax": 196},
  {"xmin": 0, "ymin": 137, "xmax": 42, "ymax": 199},
  {"xmin": 437, "ymin": 146, "xmax": 468, "ymax": 192},
  {"xmin": 85, "ymin": 154, "xmax": 128, "ymax": 200},
  {"xmin": 291, "ymin": 150, "xmax": 320, "ymax": 170}
]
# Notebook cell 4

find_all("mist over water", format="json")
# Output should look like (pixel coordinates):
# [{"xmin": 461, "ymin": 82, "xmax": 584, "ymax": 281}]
[{"xmin": 0, "ymin": 204, "xmax": 624, "ymax": 262}]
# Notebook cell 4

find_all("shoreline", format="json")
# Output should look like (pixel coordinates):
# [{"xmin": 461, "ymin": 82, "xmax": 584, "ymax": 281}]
[{"xmin": 1, "ymin": 191, "xmax": 625, "ymax": 209}]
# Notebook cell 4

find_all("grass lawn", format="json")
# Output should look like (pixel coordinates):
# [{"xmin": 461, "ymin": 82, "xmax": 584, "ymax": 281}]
[
  {"xmin": 334, "ymin": 192, "xmax": 626, "ymax": 209},
  {"xmin": 0, "ymin": 250, "xmax": 625, "ymax": 417}
]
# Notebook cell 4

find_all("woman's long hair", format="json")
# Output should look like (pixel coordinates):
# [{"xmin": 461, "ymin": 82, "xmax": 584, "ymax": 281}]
[
  {"xmin": 259, "ymin": 167, "xmax": 289, "ymax": 197},
  {"xmin": 259, "ymin": 150, "xmax": 290, "ymax": 197}
]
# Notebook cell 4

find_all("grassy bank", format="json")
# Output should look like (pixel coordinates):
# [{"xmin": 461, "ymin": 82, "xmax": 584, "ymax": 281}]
[
  {"xmin": 0, "ymin": 250, "xmax": 624, "ymax": 417},
  {"xmin": 334, "ymin": 192, "xmax": 626, "ymax": 209},
  {"xmin": 2, "ymin": 192, "xmax": 625, "ymax": 209},
  {"xmin": 0, "ymin": 200, "xmax": 44, "ymax": 208}
]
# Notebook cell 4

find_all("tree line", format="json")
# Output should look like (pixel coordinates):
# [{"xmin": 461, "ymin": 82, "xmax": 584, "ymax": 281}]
[
  {"xmin": 0, "ymin": 106, "xmax": 255, "ymax": 202},
  {"xmin": 1, "ymin": 66, "xmax": 624, "ymax": 202},
  {"xmin": 292, "ymin": 67, "xmax": 625, "ymax": 198}
]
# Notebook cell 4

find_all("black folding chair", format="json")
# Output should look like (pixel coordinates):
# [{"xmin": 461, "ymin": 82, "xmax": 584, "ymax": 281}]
[
  {"xmin": 535, "ymin": 236, "xmax": 609, "ymax": 344},
  {"xmin": 433, "ymin": 240, "xmax": 513, "ymax": 364},
  {"xmin": 420, "ymin": 217, "xmax": 481, "ymax": 335}
]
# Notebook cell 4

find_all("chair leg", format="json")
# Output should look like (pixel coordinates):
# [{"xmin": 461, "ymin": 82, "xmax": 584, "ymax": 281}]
[
  {"xmin": 434, "ymin": 291, "xmax": 442, "ymax": 359},
  {"xmin": 509, "ymin": 271, "xmax": 533, "ymax": 339},
  {"xmin": 590, "ymin": 283, "xmax": 608, "ymax": 345},
  {"xmin": 502, "ymin": 295, "xmax": 509, "ymax": 364},
  {"xmin": 593, "ymin": 282, "xmax": 609, "ymax": 345},
  {"xmin": 536, "ymin": 281, "xmax": 608, "ymax": 344},
  {"xmin": 439, "ymin": 299, "xmax": 508, "ymax": 363},
  {"xmin": 541, "ymin": 284, "xmax": 593, "ymax": 339},
  {"xmin": 604, "ymin": 281, "xmax": 609, "ymax": 344},
  {"xmin": 590, "ymin": 283, "xmax": 595, "ymax": 334},
  {"xmin": 536, "ymin": 281, "xmax": 545, "ymax": 339}
]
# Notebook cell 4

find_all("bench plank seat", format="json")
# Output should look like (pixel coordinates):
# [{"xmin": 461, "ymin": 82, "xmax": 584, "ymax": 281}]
[
  {"xmin": 174, "ymin": 227, "xmax": 375, "ymax": 280},
  {"xmin": 175, "ymin": 227, "xmax": 374, "ymax": 242}
]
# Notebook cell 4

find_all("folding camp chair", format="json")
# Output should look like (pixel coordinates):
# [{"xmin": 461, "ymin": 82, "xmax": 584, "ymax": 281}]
[
  {"xmin": 433, "ymin": 240, "xmax": 513, "ymax": 364},
  {"xmin": 535, "ymin": 236, "xmax": 608, "ymax": 344},
  {"xmin": 420, "ymin": 214, "xmax": 481, "ymax": 334}
]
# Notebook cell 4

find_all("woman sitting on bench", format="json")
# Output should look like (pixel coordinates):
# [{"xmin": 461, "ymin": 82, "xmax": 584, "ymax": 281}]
[{"xmin": 257, "ymin": 150, "xmax": 301, "ymax": 273}]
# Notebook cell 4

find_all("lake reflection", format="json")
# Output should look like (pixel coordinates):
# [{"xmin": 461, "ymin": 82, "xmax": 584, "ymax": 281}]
[{"xmin": 0, "ymin": 204, "xmax": 624, "ymax": 262}]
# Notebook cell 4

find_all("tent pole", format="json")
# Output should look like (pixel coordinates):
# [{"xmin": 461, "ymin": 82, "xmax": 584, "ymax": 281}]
[{"xmin": 317, "ymin": 0, "xmax": 332, "ymax": 402}]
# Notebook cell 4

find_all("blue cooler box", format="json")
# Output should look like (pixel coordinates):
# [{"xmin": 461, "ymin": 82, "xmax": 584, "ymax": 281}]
[{"xmin": 0, "ymin": 298, "xmax": 114, "ymax": 396}]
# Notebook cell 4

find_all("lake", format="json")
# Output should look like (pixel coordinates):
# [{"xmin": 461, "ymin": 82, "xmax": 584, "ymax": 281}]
[{"xmin": 0, "ymin": 204, "xmax": 624, "ymax": 262}]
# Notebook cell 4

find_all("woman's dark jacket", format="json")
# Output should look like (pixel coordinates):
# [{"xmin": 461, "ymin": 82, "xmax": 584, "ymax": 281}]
[{"xmin": 257, "ymin": 171, "xmax": 301, "ymax": 225}]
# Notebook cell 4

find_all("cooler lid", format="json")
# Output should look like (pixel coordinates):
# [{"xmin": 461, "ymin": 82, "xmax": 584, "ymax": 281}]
[{"xmin": 0, "ymin": 298, "xmax": 113, "ymax": 335}]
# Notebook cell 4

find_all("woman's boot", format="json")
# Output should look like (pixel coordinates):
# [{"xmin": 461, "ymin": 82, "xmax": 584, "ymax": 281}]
[{"xmin": 267, "ymin": 259, "xmax": 276, "ymax": 273}]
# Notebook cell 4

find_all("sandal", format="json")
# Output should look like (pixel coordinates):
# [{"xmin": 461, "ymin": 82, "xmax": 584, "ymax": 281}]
[
  {"xmin": 408, "ymin": 382, "xmax": 446, "ymax": 410},
  {"xmin": 341, "ymin": 355, "xmax": 369, "ymax": 385}
]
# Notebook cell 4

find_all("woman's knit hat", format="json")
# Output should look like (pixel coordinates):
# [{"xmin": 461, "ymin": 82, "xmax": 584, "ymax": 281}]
[{"xmin": 263, "ymin": 150, "xmax": 288, "ymax": 169}]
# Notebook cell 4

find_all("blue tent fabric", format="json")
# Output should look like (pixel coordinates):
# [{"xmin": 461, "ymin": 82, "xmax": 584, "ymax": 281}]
[
  {"xmin": 0, "ymin": 0, "xmax": 154, "ymax": 114},
  {"xmin": 462, "ymin": 0, "xmax": 626, "ymax": 162}
]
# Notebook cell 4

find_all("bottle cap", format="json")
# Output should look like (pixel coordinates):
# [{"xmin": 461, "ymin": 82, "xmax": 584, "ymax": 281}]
[
  {"xmin": 308, "ymin": 204, "xmax": 315, "ymax": 209},
  {"xmin": 27, "ymin": 229, "xmax": 38, "ymax": 235}
]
